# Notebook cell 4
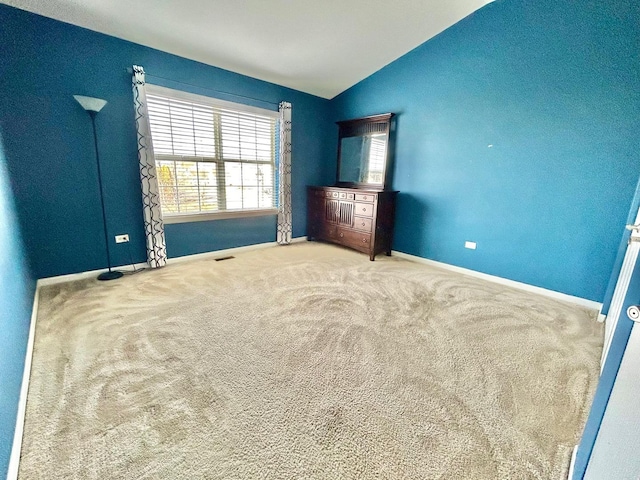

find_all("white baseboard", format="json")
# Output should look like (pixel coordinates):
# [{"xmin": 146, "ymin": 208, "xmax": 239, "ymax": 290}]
[
  {"xmin": 166, "ymin": 236, "xmax": 308, "ymax": 266},
  {"xmin": 568, "ymin": 444, "xmax": 578, "ymax": 480},
  {"xmin": 7, "ymin": 285, "xmax": 40, "ymax": 480},
  {"xmin": 37, "ymin": 237, "xmax": 309, "ymax": 285},
  {"xmin": 392, "ymin": 250, "xmax": 602, "ymax": 311},
  {"xmin": 37, "ymin": 262, "xmax": 149, "ymax": 287}
]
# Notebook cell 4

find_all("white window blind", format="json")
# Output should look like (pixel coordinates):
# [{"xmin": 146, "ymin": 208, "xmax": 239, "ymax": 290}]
[
  {"xmin": 367, "ymin": 136, "xmax": 386, "ymax": 183},
  {"xmin": 145, "ymin": 85, "xmax": 278, "ymax": 219}
]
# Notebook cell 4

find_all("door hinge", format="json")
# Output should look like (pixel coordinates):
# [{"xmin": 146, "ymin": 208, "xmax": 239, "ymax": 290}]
[{"xmin": 626, "ymin": 224, "xmax": 640, "ymax": 244}]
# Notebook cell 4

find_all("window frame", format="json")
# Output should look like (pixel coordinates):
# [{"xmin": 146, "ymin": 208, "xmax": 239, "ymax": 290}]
[{"xmin": 145, "ymin": 84, "xmax": 280, "ymax": 224}]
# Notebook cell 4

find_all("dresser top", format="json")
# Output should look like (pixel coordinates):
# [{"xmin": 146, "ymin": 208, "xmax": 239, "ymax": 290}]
[{"xmin": 308, "ymin": 185, "xmax": 398, "ymax": 194}]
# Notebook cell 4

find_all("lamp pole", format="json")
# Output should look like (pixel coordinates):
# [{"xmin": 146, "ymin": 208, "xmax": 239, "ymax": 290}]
[
  {"xmin": 74, "ymin": 95, "xmax": 123, "ymax": 281},
  {"xmin": 89, "ymin": 111, "xmax": 121, "ymax": 280}
]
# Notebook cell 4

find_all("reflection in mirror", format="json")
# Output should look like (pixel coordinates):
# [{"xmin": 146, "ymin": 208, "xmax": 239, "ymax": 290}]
[
  {"xmin": 336, "ymin": 113, "xmax": 394, "ymax": 188},
  {"xmin": 338, "ymin": 134, "xmax": 387, "ymax": 184}
]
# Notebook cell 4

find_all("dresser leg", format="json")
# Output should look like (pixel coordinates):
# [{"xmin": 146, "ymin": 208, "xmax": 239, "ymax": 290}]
[{"xmin": 369, "ymin": 254, "xmax": 375, "ymax": 261}]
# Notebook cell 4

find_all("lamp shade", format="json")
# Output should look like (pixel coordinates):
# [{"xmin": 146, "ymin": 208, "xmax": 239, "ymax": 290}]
[{"xmin": 74, "ymin": 95, "xmax": 107, "ymax": 113}]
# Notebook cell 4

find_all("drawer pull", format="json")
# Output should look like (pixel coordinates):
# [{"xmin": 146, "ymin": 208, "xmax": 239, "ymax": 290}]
[
  {"xmin": 362, "ymin": 238, "xmax": 368, "ymax": 243},
  {"xmin": 361, "ymin": 222, "xmax": 366, "ymax": 227},
  {"xmin": 362, "ymin": 207, "xmax": 367, "ymax": 212},
  {"xmin": 339, "ymin": 232, "xmax": 344, "ymax": 238}
]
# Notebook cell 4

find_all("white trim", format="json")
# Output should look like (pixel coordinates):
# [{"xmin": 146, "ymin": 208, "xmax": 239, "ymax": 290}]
[
  {"xmin": 601, "ymin": 240, "xmax": 639, "ymax": 369},
  {"xmin": 36, "ymin": 238, "xmax": 309, "ymax": 286},
  {"xmin": 145, "ymin": 83, "xmax": 279, "ymax": 118},
  {"xmin": 600, "ymin": 207, "xmax": 640, "ymax": 370},
  {"xmin": 37, "ymin": 263, "xmax": 149, "ymax": 287},
  {"xmin": 163, "ymin": 208, "xmax": 278, "ymax": 225},
  {"xmin": 391, "ymin": 250, "xmax": 602, "ymax": 311},
  {"xmin": 7, "ymin": 285, "xmax": 40, "ymax": 480},
  {"xmin": 166, "ymin": 237, "xmax": 308, "ymax": 265},
  {"xmin": 568, "ymin": 445, "xmax": 578, "ymax": 480}
]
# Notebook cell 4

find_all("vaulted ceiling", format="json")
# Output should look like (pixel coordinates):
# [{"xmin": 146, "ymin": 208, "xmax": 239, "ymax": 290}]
[{"xmin": 2, "ymin": 0, "xmax": 493, "ymax": 98}]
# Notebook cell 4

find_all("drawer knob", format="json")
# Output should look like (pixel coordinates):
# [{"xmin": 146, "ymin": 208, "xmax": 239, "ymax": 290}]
[
  {"xmin": 339, "ymin": 232, "xmax": 344, "ymax": 238},
  {"xmin": 361, "ymin": 222, "xmax": 366, "ymax": 227},
  {"xmin": 362, "ymin": 207, "xmax": 367, "ymax": 212},
  {"xmin": 362, "ymin": 238, "xmax": 367, "ymax": 243}
]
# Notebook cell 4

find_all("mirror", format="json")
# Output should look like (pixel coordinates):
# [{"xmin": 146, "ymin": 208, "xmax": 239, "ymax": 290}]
[
  {"xmin": 336, "ymin": 113, "xmax": 394, "ymax": 189},
  {"xmin": 338, "ymin": 134, "xmax": 387, "ymax": 184}
]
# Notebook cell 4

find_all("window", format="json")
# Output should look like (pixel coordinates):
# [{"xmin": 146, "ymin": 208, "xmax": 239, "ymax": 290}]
[
  {"xmin": 366, "ymin": 136, "xmax": 386, "ymax": 184},
  {"xmin": 145, "ymin": 85, "xmax": 279, "ymax": 223}
]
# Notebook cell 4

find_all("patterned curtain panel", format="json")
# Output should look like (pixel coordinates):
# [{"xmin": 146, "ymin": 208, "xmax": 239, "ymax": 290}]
[
  {"xmin": 132, "ymin": 65, "xmax": 167, "ymax": 268},
  {"xmin": 277, "ymin": 102, "xmax": 292, "ymax": 245}
]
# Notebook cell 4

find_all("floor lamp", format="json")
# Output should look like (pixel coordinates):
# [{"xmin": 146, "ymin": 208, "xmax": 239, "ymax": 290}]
[{"xmin": 74, "ymin": 95, "xmax": 123, "ymax": 281}]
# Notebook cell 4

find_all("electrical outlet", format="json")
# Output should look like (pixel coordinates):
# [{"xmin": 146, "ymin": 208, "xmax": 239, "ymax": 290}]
[
  {"xmin": 115, "ymin": 234, "xmax": 129, "ymax": 244},
  {"xmin": 464, "ymin": 241, "xmax": 477, "ymax": 250}
]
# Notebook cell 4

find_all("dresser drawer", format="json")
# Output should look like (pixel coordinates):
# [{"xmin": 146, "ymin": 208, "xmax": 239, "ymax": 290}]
[
  {"xmin": 355, "ymin": 193, "xmax": 375, "ymax": 202},
  {"xmin": 354, "ymin": 202, "xmax": 374, "ymax": 217},
  {"xmin": 337, "ymin": 228, "xmax": 371, "ymax": 252},
  {"xmin": 353, "ymin": 217, "xmax": 373, "ymax": 232},
  {"xmin": 326, "ymin": 190, "xmax": 355, "ymax": 200}
]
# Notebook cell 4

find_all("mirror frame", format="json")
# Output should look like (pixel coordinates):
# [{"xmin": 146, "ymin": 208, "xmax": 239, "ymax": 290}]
[{"xmin": 335, "ymin": 113, "xmax": 395, "ymax": 190}]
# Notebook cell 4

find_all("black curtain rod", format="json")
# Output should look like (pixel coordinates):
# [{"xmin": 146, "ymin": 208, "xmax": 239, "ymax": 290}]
[{"xmin": 126, "ymin": 67, "xmax": 280, "ymax": 108}]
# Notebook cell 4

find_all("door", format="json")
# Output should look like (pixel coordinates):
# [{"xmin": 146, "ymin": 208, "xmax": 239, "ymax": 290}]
[
  {"xmin": 600, "ymin": 207, "xmax": 640, "ymax": 369},
  {"xmin": 572, "ymin": 209, "xmax": 640, "ymax": 479},
  {"xmin": 581, "ymin": 239, "xmax": 640, "ymax": 479}
]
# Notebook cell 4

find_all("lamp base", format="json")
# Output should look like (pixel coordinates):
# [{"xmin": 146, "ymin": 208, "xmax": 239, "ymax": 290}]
[{"xmin": 97, "ymin": 270, "xmax": 124, "ymax": 281}]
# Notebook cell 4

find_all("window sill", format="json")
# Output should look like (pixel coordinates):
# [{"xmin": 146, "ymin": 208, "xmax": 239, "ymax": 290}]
[{"xmin": 163, "ymin": 208, "xmax": 278, "ymax": 225}]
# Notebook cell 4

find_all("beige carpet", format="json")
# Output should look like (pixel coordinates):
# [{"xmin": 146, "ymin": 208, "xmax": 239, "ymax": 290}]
[{"xmin": 19, "ymin": 243, "xmax": 602, "ymax": 479}]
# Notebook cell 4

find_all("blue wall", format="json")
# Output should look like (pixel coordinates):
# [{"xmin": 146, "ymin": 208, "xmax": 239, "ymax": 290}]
[
  {"xmin": 3, "ymin": 2, "xmax": 636, "ymax": 301},
  {"xmin": 0, "ymin": 4, "xmax": 333, "ymax": 279},
  {"xmin": 165, "ymin": 216, "xmax": 277, "ymax": 258},
  {"xmin": 331, "ymin": 0, "xmax": 640, "ymax": 301},
  {"xmin": 0, "ymin": 132, "xmax": 36, "ymax": 478}
]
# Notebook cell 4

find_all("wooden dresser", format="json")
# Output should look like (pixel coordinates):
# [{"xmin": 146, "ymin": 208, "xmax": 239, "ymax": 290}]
[{"xmin": 307, "ymin": 186, "xmax": 398, "ymax": 260}]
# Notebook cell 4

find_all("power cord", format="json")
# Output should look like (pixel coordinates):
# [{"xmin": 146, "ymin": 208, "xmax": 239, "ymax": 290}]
[{"xmin": 122, "ymin": 239, "xmax": 147, "ymax": 276}]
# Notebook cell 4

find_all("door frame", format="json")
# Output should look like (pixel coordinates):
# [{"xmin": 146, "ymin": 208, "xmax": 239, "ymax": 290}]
[
  {"xmin": 600, "ymin": 206, "xmax": 640, "ymax": 369},
  {"xmin": 572, "ymin": 178, "xmax": 640, "ymax": 479}
]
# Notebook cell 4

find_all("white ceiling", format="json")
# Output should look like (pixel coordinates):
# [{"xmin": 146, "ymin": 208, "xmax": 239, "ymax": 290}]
[{"xmin": 2, "ymin": 0, "xmax": 493, "ymax": 99}]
